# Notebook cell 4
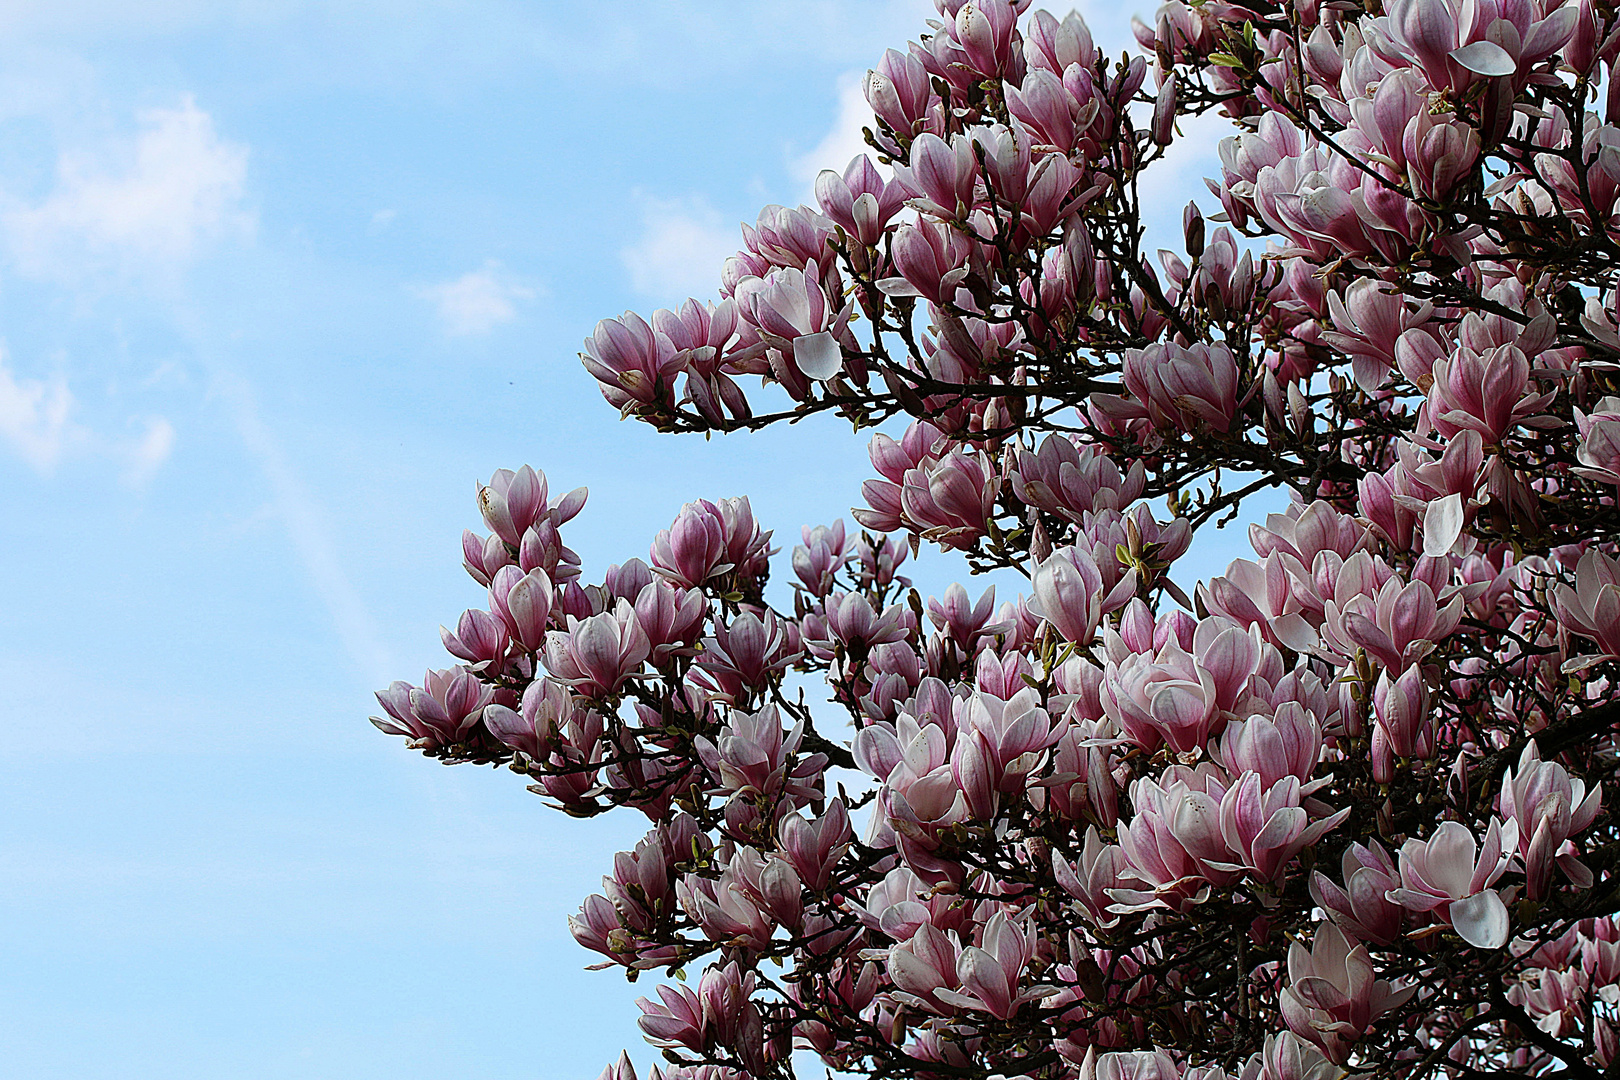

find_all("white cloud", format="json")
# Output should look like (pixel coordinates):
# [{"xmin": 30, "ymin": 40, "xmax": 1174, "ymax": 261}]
[
  {"xmin": 621, "ymin": 67, "xmax": 884, "ymax": 305},
  {"xmin": 619, "ymin": 70, "xmax": 878, "ymax": 305},
  {"xmin": 4, "ymin": 96, "xmax": 252, "ymax": 281},
  {"xmin": 620, "ymin": 194, "xmax": 739, "ymax": 304},
  {"xmin": 0, "ymin": 349, "xmax": 174, "ymax": 483},
  {"xmin": 414, "ymin": 261, "xmax": 536, "ymax": 336},
  {"xmin": 121, "ymin": 416, "xmax": 175, "ymax": 487},
  {"xmin": 790, "ymin": 71, "xmax": 881, "ymax": 203},
  {"xmin": 0, "ymin": 355, "xmax": 76, "ymax": 471}
]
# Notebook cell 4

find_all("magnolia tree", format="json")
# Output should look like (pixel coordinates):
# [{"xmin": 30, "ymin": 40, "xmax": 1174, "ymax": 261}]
[{"xmin": 373, "ymin": 0, "xmax": 1620, "ymax": 1076}]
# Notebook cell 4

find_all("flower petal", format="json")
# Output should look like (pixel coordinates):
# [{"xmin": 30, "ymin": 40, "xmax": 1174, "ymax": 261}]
[
  {"xmin": 794, "ymin": 330, "xmax": 844, "ymax": 380},
  {"xmin": 1448, "ymin": 41, "xmax": 1517, "ymax": 76},
  {"xmin": 1449, "ymin": 889, "xmax": 1509, "ymax": 948}
]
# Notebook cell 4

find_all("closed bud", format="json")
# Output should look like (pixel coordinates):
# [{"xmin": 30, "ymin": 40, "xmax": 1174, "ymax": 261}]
[
  {"xmin": 1152, "ymin": 76, "xmax": 1177, "ymax": 146},
  {"xmin": 1183, "ymin": 202, "xmax": 1204, "ymax": 259}
]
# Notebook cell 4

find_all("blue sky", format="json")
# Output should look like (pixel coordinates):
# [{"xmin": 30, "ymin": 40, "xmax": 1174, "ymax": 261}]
[{"xmin": 0, "ymin": 3, "xmax": 1255, "ymax": 1077}]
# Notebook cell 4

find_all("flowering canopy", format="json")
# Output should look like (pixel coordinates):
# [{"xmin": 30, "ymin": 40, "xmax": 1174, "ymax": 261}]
[{"xmin": 375, "ymin": 1, "xmax": 1620, "ymax": 1077}]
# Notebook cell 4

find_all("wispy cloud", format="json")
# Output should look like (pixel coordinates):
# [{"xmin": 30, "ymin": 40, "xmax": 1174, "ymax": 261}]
[
  {"xmin": 122, "ymin": 416, "xmax": 175, "ymax": 487},
  {"xmin": 211, "ymin": 367, "xmax": 394, "ymax": 685},
  {"xmin": 414, "ymin": 261, "xmax": 536, "ymax": 336},
  {"xmin": 3, "ymin": 96, "xmax": 252, "ymax": 282},
  {"xmin": 0, "ymin": 355, "xmax": 76, "ymax": 471},
  {"xmin": 623, "ymin": 71, "xmax": 882, "ymax": 305},
  {"xmin": 0, "ymin": 350, "xmax": 175, "ymax": 484},
  {"xmin": 790, "ymin": 71, "xmax": 880, "ymax": 202},
  {"xmin": 620, "ymin": 193, "xmax": 738, "ymax": 304}
]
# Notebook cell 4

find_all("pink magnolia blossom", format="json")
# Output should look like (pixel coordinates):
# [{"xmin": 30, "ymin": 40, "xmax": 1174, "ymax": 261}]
[
  {"xmin": 583, "ymin": 312, "xmax": 686, "ymax": 411},
  {"xmin": 1198, "ymin": 555, "xmax": 1310, "ymax": 652},
  {"xmin": 1053, "ymin": 825, "xmax": 1133, "ymax": 928},
  {"xmin": 1254, "ymin": 1031, "xmax": 1341, "ymax": 1080},
  {"xmin": 543, "ymin": 600, "xmax": 651, "ymax": 699},
  {"xmin": 1425, "ymin": 344, "xmax": 1555, "ymax": 444},
  {"xmin": 483, "ymin": 676, "xmax": 579, "ymax": 761},
  {"xmin": 1401, "ymin": 106, "xmax": 1481, "ymax": 202},
  {"xmin": 371, "ymin": 666, "xmax": 496, "ymax": 749},
  {"xmin": 1500, "ymin": 741, "xmax": 1603, "ymax": 900},
  {"xmin": 895, "ymin": 132, "xmax": 979, "ymax": 221},
  {"xmin": 1389, "ymin": 819, "xmax": 1517, "ymax": 948},
  {"xmin": 816, "ymin": 155, "xmax": 907, "ymax": 247},
  {"xmin": 1554, "ymin": 549, "xmax": 1620, "ymax": 666},
  {"xmin": 1382, "ymin": 0, "xmax": 1579, "ymax": 95},
  {"xmin": 1095, "ymin": 341, "xmax": 1242, "ymax": 435},
  {"xmin": 1279, "ymin": 922, "xmax": 1415, "ymax": 1063},
  {"xmin": 859, "ymin": 865, "xmax": 969, "ymax": 942},
  {"xmin": 695, "ymin": 703, "xmax": 817, "ymax": 802},
  {"xmin": 634, "ymin": 579, "xmax": 707, "ymax": 663},
  {"xmin": 935, "ymin": 910, "xmax": 1046, "ymax": 1019},
  {"xmin": 697, "ymin": 610, "xmax": 800, "ymax": 701},
  {"xmin": 1217, "ymin": 704, "xmax": 1324, "ymax": 791},
  {"xmin": 1320, "ymin": 278, "xmax": 1434, "ymax": 393},
  {"xmin": 1371, "ymin": 665, "xmax": 1434, "ymax": 761},
  {"xmin": 952, "ymin": 0, "xmax": 1020, "ymax": 79},
  {"xmin": 886, "ymin": 921, "xmax": 964, "ymax": 1015},
  {"xmin": 816, "ymin": 592, "xmax": 910, "ymax": 655},
  {"xmin": 1076, "ymin": 1048, "xmax": 1185, "ymax": 1080},
  {"xmin": 955, "ymin": 686, "xmax": 1064, "ymax": 790},
  {"xmin": 650, "ymin": 497, "xmax": 772, "ymax": 591},
  {"xmin": 855, "ymin": 421, "xmax": 947, "ymax": 531},
  {"xmin": 1112, "ymin": 767, "xmax": 1241, "ymax": 910},
  {"xmin": 1574, "ymin": 397, "xmax": 1620, "ymax": 486},
  {"xmin": 488, "ymin": 564, "xmax": 554, "ymax": 653},
  {"xmin": 899, "ymin": 449, "xmax": 999, "ymax": 550},
  {"xmin": 596, "ymin": 1052, "xmax": 639, "ymax": 1080},
  {"xmin": 440, "ymin": 606, "xmax": 509, "ymax": 670},
  {"xmin": 778, "ymin": 799, "xmax": 852, "ymax": 893},
  {"xmin": 1101, "ymin": 618, "xmax": 1265, "ymax": 754},
  {"xmin": 792, "ymin": 520, "xmax": 849, "ymax": 596},
  {"xmin": 744, "ymin": 204, "xmax": 836, "ymax": 275},
  {"xmin": 1013, "ymin": 435, "xmax": 1145, "ymax": 522},
  {"xmin": 1218, "ymin": 772, "xmax": 1350, "ymax": 883},
  {"xmin": 927, "ymin": 582, "xmax": 1006, "ymax": 651},
  {"xmin": 1324, "ymin": 566, "xmax": 1464, "ymax": 673},
  {"xmin": 477, "ymin": 465, "xmax": 555, "ymax": 544},
  {"xmin": 864, "ymin": 47, "xmax": 935, "ymax": 148},
  {"xmin": 733, "ymin": 262, "xmax": 853, "ymax": 382},
  {"xmin": 1509, "ymin": 965, "xmax": 1589, "ymax": 1040},
  {"xmin": 1006, "ymin": 67, "xmax": 1086, "ymax": 154},
  {"xmin": 1310, "ymin": 840, "xmax": 1405, "ymax": 947},
  {"xmin": 886, "ymin": 219, "xmax": 979, "ymax": 304},
  {"xmin": 638, "ymin": 962, "xmax": 758, "ymax": 1059},
  {"xmin": 1024, "ymin": 6, "xmax": 1095, "ymax": 73},
  {"xmin": 1032, "ymin": 544, "xmax": 1137, "ymax": 646}
]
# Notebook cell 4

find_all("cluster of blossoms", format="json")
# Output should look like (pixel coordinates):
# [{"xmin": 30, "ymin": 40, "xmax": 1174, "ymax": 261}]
[{"xmin": 375, "ymin": 0, "xmax": 1620, "ymax": 1077}]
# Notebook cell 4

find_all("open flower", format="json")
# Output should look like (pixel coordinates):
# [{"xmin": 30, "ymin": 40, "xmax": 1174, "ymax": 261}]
[
  {"xmin": 1554, "ymin": 549, "xmax": 1620, "ymax": 667},
  {"xmin": 1388, "ymin": 819, "xmax": 1518, "ymax": 948},
  {"xmin": 1280, "ymin": 922, "xmax": 1415, "ymax": 1063},
  {"xmin": 1500, "ymin": 741, "xmax": 1603, "ymax": 899}
]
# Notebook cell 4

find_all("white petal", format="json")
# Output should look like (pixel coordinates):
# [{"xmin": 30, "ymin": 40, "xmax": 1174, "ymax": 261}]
[
  {"xmin": 1450, "ymin": 889, "xmax": 1510, "ymax": 949},
  {"xmin": 1448, "ymin": 41, "xmax": 1518, "ymax": 76},
  {"xmin": 793, "ymin": 331, "xmax": 843, "ymax": 381},
  {"xmin": 1423, "ymin": 492, "xmax": 1465, "ymax": 557},
  {"xmin": 1272, "ymin": 612, "xmax": 1320, "ymax": 652}
]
